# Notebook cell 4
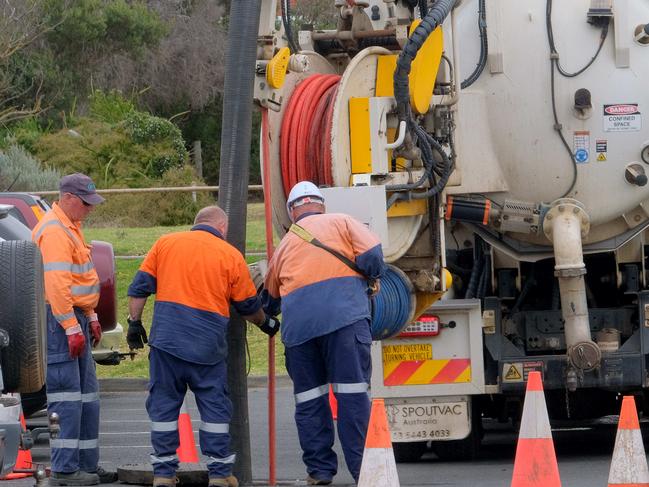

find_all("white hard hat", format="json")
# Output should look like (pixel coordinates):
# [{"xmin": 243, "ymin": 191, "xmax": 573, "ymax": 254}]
[{"xmin": 286, "ymin": 181, "xmax": 324, "ymax": 220}]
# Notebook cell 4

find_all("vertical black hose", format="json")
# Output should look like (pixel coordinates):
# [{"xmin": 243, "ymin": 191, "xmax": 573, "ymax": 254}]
[
  {"xmin": 218, "ymin": 0, "xmax": 262, "ymax": 482},
  {"xmin": 461, "ymin": 0, "xmax": 488, "ymax": 89},
  {"xmin": 465, "ymin": 241, "xmax": 483, "ymax": 299}
]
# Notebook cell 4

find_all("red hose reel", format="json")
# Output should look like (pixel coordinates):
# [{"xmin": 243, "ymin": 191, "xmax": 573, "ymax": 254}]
[{"xmin": 280, "ymin": 74, "xmax": 341, "ymax": 196}]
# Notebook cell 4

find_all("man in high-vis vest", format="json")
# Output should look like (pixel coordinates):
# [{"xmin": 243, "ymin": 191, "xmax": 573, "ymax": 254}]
[
  {"xmin": 32, "ymin": 173, "xmax": 116, "ymax": 486},
  {"xmin": 263, "ymin": 181, "xmax": 386, "ymax": 486},
  {"xmin": 126, "ymin": 205, "xmax": 279, "ymax": 487}
]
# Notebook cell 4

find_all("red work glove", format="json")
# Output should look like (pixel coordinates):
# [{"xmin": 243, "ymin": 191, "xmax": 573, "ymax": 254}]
[
  {"xmin": 90, "ymin": 320, "xmax": 102, "ymax": 347},
  {"xmin": 66, "ymin": 325, "xmax": 86, "ymax": 358}
]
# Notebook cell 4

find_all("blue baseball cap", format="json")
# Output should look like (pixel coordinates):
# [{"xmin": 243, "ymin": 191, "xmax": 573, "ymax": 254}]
[{"xmin": 59, "ymin": 173, "xmax": 105, "ymax": 205}]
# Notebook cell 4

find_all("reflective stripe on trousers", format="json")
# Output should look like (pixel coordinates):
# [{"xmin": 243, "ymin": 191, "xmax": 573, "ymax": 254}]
[
  {"xmin": 46, "ymin": 307, "xmax": 100, "ymax": 474},
  {"xmin": 285, "ymin": 320, "xmax": 372, "ymax": 483},
  {"xmin": 147, "ymin": 347, "xmax": 233, "ymax": 479}
]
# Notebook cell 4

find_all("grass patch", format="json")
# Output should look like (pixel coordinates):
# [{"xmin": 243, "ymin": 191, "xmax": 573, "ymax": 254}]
[{"xmin": 93, "ymin": 202, "xmax": 286, "ymax": 378}]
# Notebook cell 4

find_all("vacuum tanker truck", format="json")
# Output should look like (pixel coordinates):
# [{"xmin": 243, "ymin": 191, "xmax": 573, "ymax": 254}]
[{"xmin": 253, "ymin": 0, "xmax": 649, "ymax": 461}]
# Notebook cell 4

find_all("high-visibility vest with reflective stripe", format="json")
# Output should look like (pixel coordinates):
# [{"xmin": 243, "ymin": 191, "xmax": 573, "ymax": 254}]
[{"xmin": 32, "ymin": 202, "xmax": 100, "ymax": 330}]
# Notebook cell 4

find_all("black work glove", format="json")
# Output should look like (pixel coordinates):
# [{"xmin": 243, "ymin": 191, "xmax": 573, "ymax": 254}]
[
  {"xmin": 126, "ymin": 317, "xmax": 148, "ymax": 349},
  {"xmin": 259, "ymin": 315, "xmax": 280, "ymax": 338}
]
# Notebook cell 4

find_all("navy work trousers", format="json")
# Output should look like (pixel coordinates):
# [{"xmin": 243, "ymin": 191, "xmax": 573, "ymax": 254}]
[
  {"xmin": 146, "ymin": 347, "xmax": 234, "ymax": 479},
  {"xmin": 285, "ymin": 319, "xmax": 372, "ymax": 483},
  {"xmin": 46, "ymin": 306, "xmax": 100, "ymax": 474}
]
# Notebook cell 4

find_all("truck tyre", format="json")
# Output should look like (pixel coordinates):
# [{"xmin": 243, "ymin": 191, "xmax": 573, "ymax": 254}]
[
  {"xmin": 393, "ymin": 441, "xmax": 427, "ymax": 462},
  {"xmin": 0, "ymin": 240, "xmax": 46, "ymax": 393}
]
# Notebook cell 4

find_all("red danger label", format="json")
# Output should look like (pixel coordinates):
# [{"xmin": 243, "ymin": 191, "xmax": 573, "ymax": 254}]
[{"xmin": 604, "ymin": 104, "xmax": 639, "ymax": 115}]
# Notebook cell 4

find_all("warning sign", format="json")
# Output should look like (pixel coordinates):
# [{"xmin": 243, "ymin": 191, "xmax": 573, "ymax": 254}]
[
  {"xmin": 573, "ymin": 131, "xmax": 590, "ymax": 163},
  {"xmin": 603, "ymin": 103, "xmax": 642, "ymax": 132},
  {"xmin": 382, "ymin": 344, "xmax": 432, "ymax": 364},
  {"xmin": 597, "ymin": 153, "xmax": 607, "ymax": 161},
  {"xmin": 503, "ymin": 363, "xmax": 523, "ymax": 382},
  {"xmin": 522, "ymin": 361, "xmax": 544, "ymax": 381}
]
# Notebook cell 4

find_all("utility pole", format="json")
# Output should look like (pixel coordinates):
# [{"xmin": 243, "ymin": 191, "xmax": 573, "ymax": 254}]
[{"xmin": 217, "ymin": 0, "xmax": 261, "ymax": 484}]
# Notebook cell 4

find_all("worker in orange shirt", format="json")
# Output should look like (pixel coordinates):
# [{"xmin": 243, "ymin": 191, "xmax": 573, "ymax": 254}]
[
  {"xmin": 32, "ymin": 173, "xmax": 116, "ymax": 486},
  {"xmin": 263, "ymin": 181, "xmax": 386, "ymax": 485},
  {"xmin": 126, "ymin": 205, "xmax": 279, "ymax": 487}
]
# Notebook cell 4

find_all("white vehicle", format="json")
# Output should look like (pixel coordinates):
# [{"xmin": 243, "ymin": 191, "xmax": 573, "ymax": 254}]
[{"xmin": 254, "ymin": 0, "xmax": 649, "ymax": 461}]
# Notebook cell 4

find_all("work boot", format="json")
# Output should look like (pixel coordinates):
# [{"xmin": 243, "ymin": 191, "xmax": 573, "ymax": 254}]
[
  {"xmin": 306, "ymin": 476, "xmax": 333, "ymax": 485},
  {"xmin": 50, "ymin": 470, "xmax": 100, "ymax": 486},
  {"xmin": 152, "ymin": 476, "xmax": 177, "ymax": 487},
  {"xmin": 208, "ymin": 475, "xmax": 239, "ymax": 487},
  {"xmin": 85, "ymin": 467, "xmax": 118, "ymax": 484}
]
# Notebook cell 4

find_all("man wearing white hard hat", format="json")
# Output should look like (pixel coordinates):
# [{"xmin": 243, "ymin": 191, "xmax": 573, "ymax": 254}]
[{"xmin": 263, "ymin": 181, "xmax": 386, "ymax": 485}]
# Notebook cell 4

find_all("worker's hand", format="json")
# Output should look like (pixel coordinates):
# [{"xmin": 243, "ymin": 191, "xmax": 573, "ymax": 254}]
[
  {"xmin": 66, "ymin": 326, "xmax": 86, "ymax": 359},
  {"xmin": 259, "ymin": 315, "xmax": 280, "ymax": 338},
  {"xmin": 368, "ymin": 279, "xmax": 381, "ymax": 297},
  {"xmin": 126, "ymin": 317, "xmax": 148, "ymax": 350},
  {"xmin": 89, "ymin": 319, "xmax": 102, "ymax": 348}
]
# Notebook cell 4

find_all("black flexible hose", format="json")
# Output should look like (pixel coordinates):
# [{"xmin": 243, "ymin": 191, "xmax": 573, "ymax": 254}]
[
  {"xmin": 419, "ymin": 0, "xmax": 428, "ymax": 18},
  {"xmin": 461, "ymin": 0, "xmax": 488, "ymax": 89},
  {"xmin": 281, "ymin": 0, "xmax": 299, "ymax": 53},
  {"xmin": 477, "ymin": 253, "xmax": 491, "ymax": 298},
  {"xmin": 465, "ymin": 241, "xmax": 483, "ymax": 299},
  {"xmin": 545, "ymin": 0, "xmax": 610, "ymax": 198},
  {"xmin": 386, "ymin": 124, "xmax": 454, "ymax": 207},
  {"xmin": 546, "ymin": 0, "xmax": 610, "ymax": 78}
]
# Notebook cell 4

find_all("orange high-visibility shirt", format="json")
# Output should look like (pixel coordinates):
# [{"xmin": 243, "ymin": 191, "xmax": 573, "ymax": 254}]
[{"xmin": 32, "ymin": 202, "xmax": 100, "ymax": 330}]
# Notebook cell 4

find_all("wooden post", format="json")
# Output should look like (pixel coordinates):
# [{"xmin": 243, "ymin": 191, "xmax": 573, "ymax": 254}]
[{"xmin": 193, "ymin": 140, "xmax": 203, "ymax": 178}]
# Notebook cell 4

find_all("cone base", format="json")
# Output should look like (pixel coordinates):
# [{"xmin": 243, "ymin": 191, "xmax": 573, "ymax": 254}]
[{"xmin": 357, "ymin": 448, "xmax": 400, "ymax": 487}]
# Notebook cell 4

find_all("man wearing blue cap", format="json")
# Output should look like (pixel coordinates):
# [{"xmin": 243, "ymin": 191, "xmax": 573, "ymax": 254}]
[{"xmin": 33, "ymin": 173, "xmax": 116, "ymax": 485}]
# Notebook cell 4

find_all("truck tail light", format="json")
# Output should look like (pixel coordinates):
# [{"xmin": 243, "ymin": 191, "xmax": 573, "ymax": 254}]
[{"xmin": 398, "ymin": 315, "xmax": 440, "ymax": 337}]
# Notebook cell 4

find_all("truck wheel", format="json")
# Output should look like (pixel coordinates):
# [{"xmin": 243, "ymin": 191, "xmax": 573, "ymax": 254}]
[
  {"xmin": 0, "ymin": 240, "xmax": 47, "ymax": 393},
  {"xmin": 393, "ymin": 441, "xmax": 427, "ymax": 462}
]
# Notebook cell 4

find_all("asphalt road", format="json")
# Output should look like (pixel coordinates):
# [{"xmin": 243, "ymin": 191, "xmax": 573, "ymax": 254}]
[{"xmin": 8, "ymin": 384, "xmax": 639, "ymax": 486}]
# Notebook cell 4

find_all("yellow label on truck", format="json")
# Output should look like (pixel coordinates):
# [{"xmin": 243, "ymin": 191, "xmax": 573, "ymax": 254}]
[
  {"xmin": 382, "ymin": 344, "xmax": 471, "ymax": 386},
  {"xmin": 382, "ymin": 344, "xmax": 433, "ymax": 364}
]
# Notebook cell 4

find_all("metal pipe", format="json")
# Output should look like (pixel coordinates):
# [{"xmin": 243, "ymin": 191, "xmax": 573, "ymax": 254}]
[
  {"xmin": 439, "ymin": 7, "xmax": 461, "ymax": 106},
  {"xmin": 311, "ymin": 28, "xmax": 396, "ymax": 41},
  {"xmin": 384, "ymin": 120, "xmax": 407, "ymax": 150},
  {"xmin": 260, "ymin": 108, "xmax": 277, "ymax": 486},
  {"xmin": 543, "ymin": 199, "xmax": 601, "ymax": 372}
]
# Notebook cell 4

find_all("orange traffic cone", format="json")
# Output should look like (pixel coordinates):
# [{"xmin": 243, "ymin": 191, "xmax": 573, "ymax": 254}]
[
  {"xmin": 511, "ymin": 371, "xmax": 561, "ymax": 487},
  {"xmin": 1, "ymin": 396, "xmax": 33, "ymax": 480},
  {"xmin": 176, "ymin": 398, "xmax": 199, "ymax": 463},
  {"xmin": 607, "ymin": 395, "xmax": 649, "ymax": 486},
  {"xmin": 329, "ymin": 385, "xmax": 338, "ymax": 420},
  {"xmin": 357, "ymin": 398, "xmax": 400, "ymax": 487}
]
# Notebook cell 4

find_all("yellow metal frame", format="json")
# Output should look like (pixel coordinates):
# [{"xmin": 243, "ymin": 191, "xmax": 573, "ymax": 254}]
[{"xmin": 349, "ymin": 97, "xmax": 372, "ymax": 174}]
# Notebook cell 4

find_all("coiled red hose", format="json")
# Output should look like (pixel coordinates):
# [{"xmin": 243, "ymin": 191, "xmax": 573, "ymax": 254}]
[{"xmin": 280, "ymin": 74, "xmax": 341, "ymax": 196}]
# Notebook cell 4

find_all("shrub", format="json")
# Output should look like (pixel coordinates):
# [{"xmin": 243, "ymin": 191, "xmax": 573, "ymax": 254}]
[
  {"xmin": 89, "ymin": 89, "xmax": 135, "ymax": 124},
  {"xmin": 34, "ymin": 114, "xmax": 188, "ymax": 186},
  {"xmin": 0, "ymin": 145, "xmax": 60, "ymax": 191}
]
